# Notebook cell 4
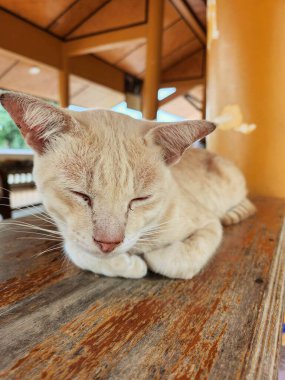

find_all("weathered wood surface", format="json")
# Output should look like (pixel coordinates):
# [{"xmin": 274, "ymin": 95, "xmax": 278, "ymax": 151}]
[{"xmin": 0, "ymin": 197, "xmax": 285, "ymax": 380}]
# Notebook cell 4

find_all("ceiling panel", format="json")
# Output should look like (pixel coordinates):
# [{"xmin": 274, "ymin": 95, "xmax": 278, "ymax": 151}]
[
  {"xmin": 116, "ymin": 45, "xmax": 146, "ymax": 77},
  {"xmin": 71, "ymin": 83, "xmax": 124, "ymax": 108},
  {"xmin": 0, "ymin": 55, "xmax": 17, "ymax": 78},
  {"xmin": 162, "ymin": 38, "xmax": 201, "ymax": 70},
  {"xmin": 0, "ymin": 61, "xmax": 59, "ymax": 100},
  {"xmin": 163, "ymin": 0, "xmax": 180, "ymax": 28},
  {"xmin": 49, "ymin": 0, "xmax": 108, "ymax": 38},
  {"xmin": 0, "ymin": 0, "xmax": 76, "ymax": 28},
  {"xmin": 95, "ymin": 40, "xmax": 143, "ymax": 65},
  {"xmin": 161, "ymin": 19, "xmax": 196, "ymax": 59},
  {"xmin": 68, "ymin": 0, "xmax": 146, "ymax": 39},
  {"xmin": 162, "ymin": 49, "xmax": 204, "ymax": 81}
]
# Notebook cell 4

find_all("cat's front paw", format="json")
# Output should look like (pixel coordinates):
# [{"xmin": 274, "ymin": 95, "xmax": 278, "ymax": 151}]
[
  {"xmin": 144, "ymin": 242, "xmax": 201, "ymax": 280},
  {"xmin": 111, "ymin": 254, "xmax": 148, "ymax": 279}
]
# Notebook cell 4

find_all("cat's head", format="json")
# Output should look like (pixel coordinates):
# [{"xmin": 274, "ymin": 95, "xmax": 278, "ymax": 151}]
[{"xmin": 0, "ymin": 91, "xmax": 215, "ymax": 257}]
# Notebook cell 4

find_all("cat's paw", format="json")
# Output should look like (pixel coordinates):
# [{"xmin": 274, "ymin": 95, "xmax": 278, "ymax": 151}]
[
  {"xmin": 144, "ymin": 242, "xmax": 201, "ymax": 280},
  {"xmin": 108, "ymin": 253, "xmax": 148, "ymax": 279},
  {"xmin": 65, "ymin": 242, "xmax": 147, "ymax": 278}
]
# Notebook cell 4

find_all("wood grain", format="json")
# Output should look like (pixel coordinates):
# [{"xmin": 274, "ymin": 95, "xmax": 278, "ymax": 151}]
[{"xmin": 0, "ymin": 197, "xmax": 284, "ymax": 379}]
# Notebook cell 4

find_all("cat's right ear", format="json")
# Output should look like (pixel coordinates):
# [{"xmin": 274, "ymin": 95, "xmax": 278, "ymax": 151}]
[
  {"xmin": 0, "ymin": 91, "xmax": 77, "ymax": 154},
  {"xmin": 144, "ymin": 120, "xmax": 216, "ymax": 166}
]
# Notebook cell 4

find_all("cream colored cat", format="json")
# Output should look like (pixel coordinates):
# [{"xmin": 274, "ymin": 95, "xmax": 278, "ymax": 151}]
[{"xmin": 0, "ymin": 91, "xmax": 256, "ymax": 279}]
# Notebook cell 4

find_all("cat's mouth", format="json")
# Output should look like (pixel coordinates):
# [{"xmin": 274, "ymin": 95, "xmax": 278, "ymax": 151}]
[
  {"xmin": 65, "ymin": 226, "xmax": 146, "ymax": 257},
  {"xmin": 69, "ymin": 236, "xmax": 138, "ymax": 258}
]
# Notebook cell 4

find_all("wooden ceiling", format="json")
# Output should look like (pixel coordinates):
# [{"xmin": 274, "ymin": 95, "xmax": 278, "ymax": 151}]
[
  {"xmin": 0, "ymin": 0, "xmax": 206, "ymax": 117},
  {"xmin": 0, "ymin": 54, "xmax": 124, "ymax": 108}
]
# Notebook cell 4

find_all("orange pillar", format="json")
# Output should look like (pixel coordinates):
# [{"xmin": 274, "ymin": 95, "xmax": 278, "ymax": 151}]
[
  {"xmin": 206, "ymin": 0, "xmax": 285, "ymax": 198},
  {"xmin": 142, "ymin": 0, "xmax": 164, "ymax": 120}
]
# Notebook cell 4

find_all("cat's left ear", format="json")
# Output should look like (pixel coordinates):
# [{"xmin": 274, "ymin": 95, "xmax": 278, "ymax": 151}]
[
  {"xmin": 144, "ymin": 120, "xmax": 216, "ymax": 166},
  {"xmin": 0, "ymin": 91, "xmax": 77, "ymax": 154}
]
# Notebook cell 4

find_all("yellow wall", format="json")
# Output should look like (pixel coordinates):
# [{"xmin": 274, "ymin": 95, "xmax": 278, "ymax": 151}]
[{"xmin": 206, "ymin": 0, "xmax": 285, "ymax": 198}]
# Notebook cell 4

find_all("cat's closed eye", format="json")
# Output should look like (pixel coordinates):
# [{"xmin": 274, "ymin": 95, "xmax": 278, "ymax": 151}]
[
  {"xmin": 71, "ymin": 191, "xmax": 92, "ymax": 207},
  {"xmin": 129, "ymin": 196, "xmax": 151, "ymax": 211}
]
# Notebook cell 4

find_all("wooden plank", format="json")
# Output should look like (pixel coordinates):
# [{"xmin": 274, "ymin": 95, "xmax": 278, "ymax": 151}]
[
  {"xmin": 0, "ymin": 197, "xmax": 284, "ymax": 378},
  {"xmin": 64, "ymin": 24, "xmax": 147, "ymax": 57}
]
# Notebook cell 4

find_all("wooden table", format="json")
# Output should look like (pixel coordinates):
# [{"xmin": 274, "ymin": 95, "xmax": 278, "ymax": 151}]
[{"xmin": 0, "ymin": 197, "xmax": 285, "ymax": 379}]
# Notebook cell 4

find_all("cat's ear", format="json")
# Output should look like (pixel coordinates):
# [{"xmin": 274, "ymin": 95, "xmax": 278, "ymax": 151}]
[
  {"xmin": 145, "ymin": 120, "xmax": 216, "ymax": 166},
  {"xmin": 0, "ymin": 91, "xmax": 77, "ymax": 154}
]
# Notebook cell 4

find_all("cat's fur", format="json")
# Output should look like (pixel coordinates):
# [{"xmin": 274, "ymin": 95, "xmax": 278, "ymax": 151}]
[{"xmin": 0, "ymin": 91, "xmax": 256, "ymax": 279}]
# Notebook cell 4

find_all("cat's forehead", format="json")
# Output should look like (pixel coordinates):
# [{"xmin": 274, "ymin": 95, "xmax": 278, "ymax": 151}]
[
  {"xmin": 67, "ymin": 108, "xmax": 144, "ymax": 134},
  {"xmin": 52, "ymin": 118, "xmax": 158, "ymax": 193}
]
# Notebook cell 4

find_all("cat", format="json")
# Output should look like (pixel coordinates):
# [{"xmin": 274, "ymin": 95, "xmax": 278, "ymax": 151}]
[{"xmin": 0, "ymin": 91, "xmax": 256, "ymax": 279}]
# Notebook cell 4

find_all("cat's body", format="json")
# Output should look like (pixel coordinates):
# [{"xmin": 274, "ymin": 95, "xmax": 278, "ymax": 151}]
[
  {"xmin": 0, "ymin": 92, "xmax": 256, "ymax": 279},
  {"xmin": 66, "ymin": 147, "xmax": 255, "ymax": 279}
]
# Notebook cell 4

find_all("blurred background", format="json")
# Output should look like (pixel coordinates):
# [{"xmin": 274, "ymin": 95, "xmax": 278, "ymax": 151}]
[{"xmin": 0, "ymin": 0, "xmax": 206, "ymax": 219}]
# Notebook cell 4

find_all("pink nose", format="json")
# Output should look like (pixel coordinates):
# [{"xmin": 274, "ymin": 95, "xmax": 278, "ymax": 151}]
[{"xmin": 93, "ymin": 238, "xmax": 122, "ymax": 253}]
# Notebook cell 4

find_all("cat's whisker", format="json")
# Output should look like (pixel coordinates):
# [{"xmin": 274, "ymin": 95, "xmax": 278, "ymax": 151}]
[
  {"xmin": 0, "ymin": 221, "xmax": 61, "ymax": 236},
  {"xmin": 32, "ymin": 243, "xmax": 63, "ymax": 258},
  {"xmin": 6, "ymin": 226, "xmax": 58, "ymax": 235},
  {"xmin": 135, "ymin": 240, "xmax": 157, "ymax": 245},
  {"xmin": 0, "ymin": 199, "xmax": 63, "ymax": 228},
  {"xmin": 0, "ymin": 225, "xmax": 61, "ymax": 237},
  {"xmin": 17, "ymin": 237, "xmax": 63, "ymax": 242},
  {"xmin": 0, "ymin": 229, "xmax": 64, "ymax": 241},
  {"xmin": 0, "ymin": 202, "xmax": 57, "ymax": 226}
]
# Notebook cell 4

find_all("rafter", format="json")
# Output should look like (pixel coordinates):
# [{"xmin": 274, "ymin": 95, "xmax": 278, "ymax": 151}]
[
  {"xmin": 64, "ymin": 24, "xmax": 147, "ymax": 57},
  {"xmin": 171, "ymin": 0, "xmax": 206, "ymax": 45}
]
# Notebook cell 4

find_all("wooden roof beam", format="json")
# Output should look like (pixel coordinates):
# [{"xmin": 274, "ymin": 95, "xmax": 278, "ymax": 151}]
[
  {"xmin": 64, "ymin": 24, "xmax": 147, "ymax": 57},
  {"xmin": 0, "ymin": 9, "xmax": 125, "ymax": 93},
  {"xmin": 171, "ymin": 0, "xmax": 206, "ymax": 45},
  {"xmin": 160, "ymin": 78, "xmax": 204, "ymax": 89}
]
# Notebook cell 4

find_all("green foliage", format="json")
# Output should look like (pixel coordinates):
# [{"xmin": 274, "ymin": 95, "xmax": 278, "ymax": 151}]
[{"xmin": 0, "ymin": 104, "xmax": 28, "ymax": 149}]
